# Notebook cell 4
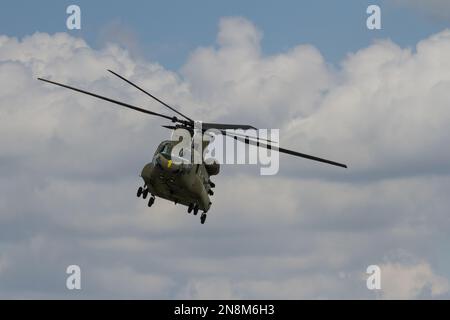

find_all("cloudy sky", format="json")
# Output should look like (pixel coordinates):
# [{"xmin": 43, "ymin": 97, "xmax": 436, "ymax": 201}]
[{"xmin": 1, "ymin": 1, "xmax": 450, "ymax": 299}]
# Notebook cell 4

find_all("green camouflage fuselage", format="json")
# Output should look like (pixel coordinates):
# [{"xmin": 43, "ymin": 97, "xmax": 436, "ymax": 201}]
[{"xmin": 140, "ymin": 140, "xmax": 215, "ymax": 212}]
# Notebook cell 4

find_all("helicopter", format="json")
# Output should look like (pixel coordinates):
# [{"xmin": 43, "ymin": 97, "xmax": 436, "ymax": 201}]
[{"xmin": 38, "ymin": 70, "xmax": 347, "ymax": 224}]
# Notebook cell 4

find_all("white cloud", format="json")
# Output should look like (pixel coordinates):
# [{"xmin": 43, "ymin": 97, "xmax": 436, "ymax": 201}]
[
  {"xmin": 294, "ymin": 32, "xmax": 450, "ymax": 176},
  {"xmin": 90, "ymin": 266, "xmax": 175, "ymax": 299},
  {"xmin": 183, "ymin": 21, "xmax": 450, "ymax": 177},
  {"xmin": 380, "ymin": 261, "xmax": 449, "ymax": 299},
  {"xmin": 1, "ymin": 17, "xmax": 450, "ymax": 299},
  {"xmin": 177, "ymin": 278, "xmax": 237, "ymax": 300},
  {"xmin": 182, "ymin": 17, "xmax": 331, "ymax": 126}
]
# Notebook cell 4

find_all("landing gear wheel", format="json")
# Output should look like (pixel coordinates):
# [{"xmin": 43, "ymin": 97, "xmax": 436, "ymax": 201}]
[
  {"xmin": 187, "ymin": 204, "xmax": 194, "ymax": 214},
  {"xmin": 193, "ymin": 205, "xmax": 199, "ymax": 216},
  {"xmin": 148, "ymin": 196, "xmax": 155, "ymax": 207},
  {"xmin": 142, "ymin": 189, "xmax": 149, "ymax": 199},
  {"xmin": 200, "ymin": 213, "xmax": 207, "ymax": 224},
  {"xmin": 137, "ymin": 187, "xmax": 143, "ymax": 198}
]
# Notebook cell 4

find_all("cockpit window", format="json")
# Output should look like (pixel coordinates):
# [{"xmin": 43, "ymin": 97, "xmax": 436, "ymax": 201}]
[
  {"xmin": 159, "ymin": 143, "xmax": 172, "ymax": 160},
  {"xmin": 179, "ymin": 149, "xmax": 183, "ymax": 157},
  {"xmin": 161, "ymin": 144, "xmax": 170, "ymax": 154}
]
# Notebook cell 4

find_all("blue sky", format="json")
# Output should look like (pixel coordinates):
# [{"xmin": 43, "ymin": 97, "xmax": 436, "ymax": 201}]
[{"xmin": 0, "ymin": 0, "xmax": 448, "ymax": 69}]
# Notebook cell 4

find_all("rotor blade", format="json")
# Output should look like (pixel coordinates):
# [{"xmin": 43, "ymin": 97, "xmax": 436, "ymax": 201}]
[
  {"xmin": 37, "ymin": 77, "xmax": 179, "ymax": 123},
  {"xmin": 222, "ymin": 131, "xmax": 347, "ymax": 168},
  {"xmin": 162, "ymin": 125, "xmax": 178, "ymax": 130},
  {"xmin": 108, "ymin": 69, "xmax": 194, "ymax": 123},
  {"xmin": 202, "ymin": 122, "xmax": 257, "ymax": 130},
  {"xmin": 218, "ymin": 130, "xmax": 276, "ymax": 144},
  {"xmin": 162, "ymin": 125, "xmax": 273, "ymax": 144}
]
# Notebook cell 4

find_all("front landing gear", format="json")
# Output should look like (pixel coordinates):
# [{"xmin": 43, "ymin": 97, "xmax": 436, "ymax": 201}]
[
  {"xmin": 138, "ymin": 186, "xmax": 154, "ymax": 207},
  {"xmin": 137, "ymin": 186, "xmax": 148, "ymax": 199}
]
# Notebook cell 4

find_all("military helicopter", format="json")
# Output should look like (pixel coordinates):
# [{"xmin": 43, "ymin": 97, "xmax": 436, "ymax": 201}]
[{"xmin": 38, "ymin": 70, "xmax": 347, "ymax": 224}]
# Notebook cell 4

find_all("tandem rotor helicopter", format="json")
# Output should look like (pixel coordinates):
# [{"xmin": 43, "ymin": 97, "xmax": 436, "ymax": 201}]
[{"xmin": 38, "ymin": 70, "xmax": 347, "ymax": 224}]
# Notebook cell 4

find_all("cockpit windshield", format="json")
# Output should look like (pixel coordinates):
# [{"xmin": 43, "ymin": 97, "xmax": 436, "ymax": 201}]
[{"xmin": 160, "ymin": 142, "xmax": 172, "ymax": 159}]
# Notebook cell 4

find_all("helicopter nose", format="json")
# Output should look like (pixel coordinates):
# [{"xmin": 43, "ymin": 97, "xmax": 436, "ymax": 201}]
[
  {"xmin": 156, "ymin": 154, "xmax": 176, "ymax": 171},
  {"xmin": 141, "ymin": 162, "xmax": 154, "ymax": 180}
]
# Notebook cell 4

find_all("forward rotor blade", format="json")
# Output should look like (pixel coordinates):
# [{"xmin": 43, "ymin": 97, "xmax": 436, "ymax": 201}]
[
  {"xmin": 37, "ymin": 78, "xmax": 179, "ymax": 123},
  {"xmin": 107, "ymin": 70, "xmax": 256, "ymax": 131},
  {"xmin": 222, "ymin": 131, "xmax": 347, "ymax": 168},
  {"xmin": 108, "ymin": 69, "xmax": 194, "ymax": 123},
  {"xmin": 162, "ymin": 125, "xmax": 177, "ymax": 130}
]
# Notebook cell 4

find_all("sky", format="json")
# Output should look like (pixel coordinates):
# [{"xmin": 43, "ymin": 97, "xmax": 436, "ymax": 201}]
[
  {"xmin": 1, "ymin": 1, "xmax": 450, "ymax": 299},
  {"xmin": 1, "ymin": 0, "xmax": 449, "ymax": 69}
]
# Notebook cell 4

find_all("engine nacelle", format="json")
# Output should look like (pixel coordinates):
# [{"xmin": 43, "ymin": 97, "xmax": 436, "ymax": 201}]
[{"xmin": 205, "ymin": 162, "xmax": 220, "ymax": 176}]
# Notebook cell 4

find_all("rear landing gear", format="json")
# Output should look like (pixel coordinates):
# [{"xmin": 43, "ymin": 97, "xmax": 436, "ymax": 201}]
[
  {"xmin": 187, "ymin": 204, "xmax": 208, "ymax": 224},
  {"xmin": 200, "ymin": 213, "xmax": 207, "ymax": 224},
  {"xmin": 148, "ymin": 196, "xmax": 155, "ymax": 207},
  {"xmin": 187, "ymin": 204, "xmax": 199, "ymax": 215},
  {"xmin": 142, "ymin": 189, "xmax": 149, "ymax": 199}
]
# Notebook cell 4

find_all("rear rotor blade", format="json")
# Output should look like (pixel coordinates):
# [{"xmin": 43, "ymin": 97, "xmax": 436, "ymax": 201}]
[
  {"xmin": 38, "ymin": 77, "xmax": 182, "ymax": 123},
  {"xmin": 202, "ymin": 122, "xmax": 257, "ymax": 130},
  {"xmin": 108, "ymin": 69, "xmax": 194, "ymax": 123},
  {"xmin": 217, "ymin": 130, "xmax": 276, "ymax": 144},
  {"xmin": 222, "ymin": 131, "xmax": 347, "ymax": 168}
]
